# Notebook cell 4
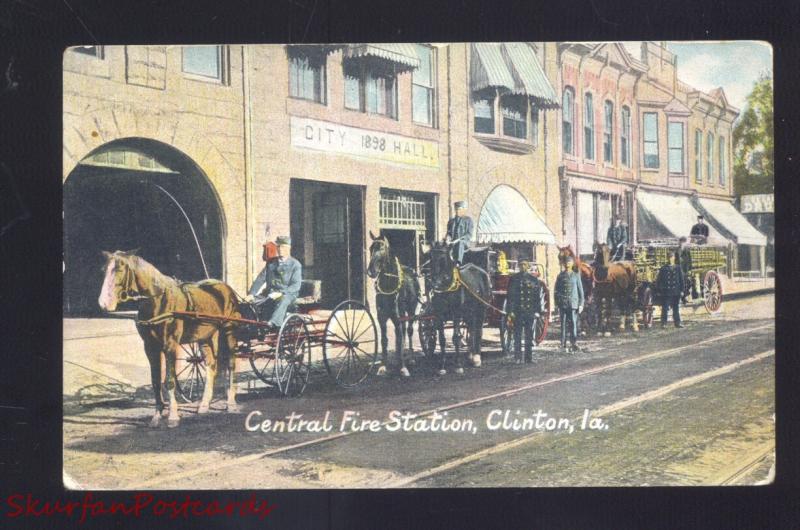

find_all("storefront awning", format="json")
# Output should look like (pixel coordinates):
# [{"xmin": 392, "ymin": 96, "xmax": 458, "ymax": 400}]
[
  {"xmin": 636, "ymin": 190, "xmax": 729, "ymax": 245},
  {"xmin": 694, "ymin": 197, "xmax": 767, "ymax": 246},
  {"xmin": 345, "ymin": 43, "xmax": 420, "ymax": 71},
  {"xmin": 476, "ymin": 185, "xmax": 556, "ymax": 245},
  {"xmin": 471, "ymin": 43, "xmax": 559, "ymax": 107}
]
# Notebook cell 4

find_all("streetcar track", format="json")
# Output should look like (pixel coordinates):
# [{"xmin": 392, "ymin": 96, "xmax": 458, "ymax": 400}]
[{"xmin": 126, "ymin": 322, "xmax": 773, "ymax": 489}]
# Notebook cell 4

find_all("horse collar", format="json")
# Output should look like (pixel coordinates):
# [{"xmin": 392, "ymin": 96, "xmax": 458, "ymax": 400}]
[{"xmin": 375, "ymin": 257, "xmax": 404, "ymax": 296}]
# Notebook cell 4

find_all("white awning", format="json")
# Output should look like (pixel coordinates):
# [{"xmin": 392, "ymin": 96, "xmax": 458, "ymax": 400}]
[
  {"xmin": 476, "ymin": 185, "xmax": 556, "ymax": 245},
  {"xmin": 345, "ymin": 43, "xmax": 420, "ymax": 71},
  {"xmin": 695, "ymin": 197, "xmax": 767, "ymax": 246},
  {"xmin": 636, "ymin": 190, "xmax": 729, "ymax": 245}
]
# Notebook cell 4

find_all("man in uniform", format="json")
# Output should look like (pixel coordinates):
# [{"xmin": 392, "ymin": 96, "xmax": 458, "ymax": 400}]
[
  {"xmin": 656, "ymin": 251, "xmax": 685, "ymax": 328},
  {"xmin": 554, "ymin": 255, "xmax": 584, "ymax": 353},
  {"xmin": 606, "ymin": 215, "xmax": 628, "ymax": 261},
  {"xmin": 506, "ymin": 261, "xmax": 544, "ymax": 363},
  {"xmin": 690, "ymin": 214, "xmax": 709, "ymax": 245},
  {"xmin": 446, "ymin": 200, "xmax": 474, "ymax": 264},
  {"xmin": 245, "ymin": 235, "xmax": 302, "ymax": 330},
  {"xmin": 677, "ymin": 236, "xmax": 695, "ymax": 303}
]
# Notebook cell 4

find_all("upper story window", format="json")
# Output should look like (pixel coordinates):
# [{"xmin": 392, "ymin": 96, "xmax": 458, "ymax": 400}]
[
  {"xmin": 719, "ymin": 136, "xmax": 727, "ymax": 186},
  {"xmin": 642, "ymin": 112, "xmax": 659, "ymax": 169},
  {"xmin": 182, "ymin": 45, "xmax": 226, "ymax": 82},
  {"xmin": 562, "ymin": 87, "xmax": 574, "ymax": 155},
  {"xmin": 343, "ymin": 59, "xmax": 397, "ymax": 119},
  {"xmin": 584, "ymin": 93, "xmax": 595, "ymax": 160},
  {"xmin": 694, "ymin": 129, "xmax": 702, "ymax": 183},
  {"xmin": 72, "ymin": 46, "xmax": 104, "ymax": 59},
  {"xmin": 501, "ymin": 94, "xmax": 527, "ymax": 139},
  {"xmin": 620, "ymin": 106, "xmax": 631, "ymax": 167},
  {"xmin": 473, "ymin": 95, "xmax": 495, "ymax": 134},
  {"xmin": 288, "ymin": 47, "xmax": 326, "ymax": 104},
  {"xmin": 603, "ymin": 100, "xmax": 614, "ymax": 164},
  {"xmin": 412, "ymin": 44, "xmax": 436, "ymax": 126},
  {"xmin": 668, "ymin": 122, "xmax": 685, "ymax": 174},
  {"xmin": 706, "ymin": 131, "xmax": 714, "ymax": 183},
  {"xmin": 531, "ymin": 102, "xmax": 539, "ymax": 147}
]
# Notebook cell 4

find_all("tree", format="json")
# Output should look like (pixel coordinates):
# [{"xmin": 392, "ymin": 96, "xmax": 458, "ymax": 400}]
[{"xmin": 733, "ymin": 75, "xmax": 773, "ymax": 196}]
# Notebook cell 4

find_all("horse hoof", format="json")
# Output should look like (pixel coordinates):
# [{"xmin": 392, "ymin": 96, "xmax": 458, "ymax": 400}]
[
  {"xmin": 161, "ymin": 408, "xmax": 170, "ymax": 418},
  {"xmin": 149, "ymin": 414, "xmax": 161, "ymax": 428},
  {"xmin": 596, "ymin": 332, "xmax": 603, "ymax": 337},
  {"xmin": 376, "ymin": 365, "xmax": 387, "ymax": 376},
  {"xmin": 455, "ymin": 367, "xmax": 464, "ymax": 375},
  {"xmin": 167, "ymin": 417, "xmax": 180, "ymax": 428},
  {"xmin": 197, "ymin": 404, "xmax": 210, "ymax": 414},
  {"xmin": 603, "ymin": 332, "xmax": 611, "ymax": 337},
  {"xmin": 400, "ymin": 367, "xmax": 410, "ymax": 377},
  {"xmin": 471, "ymin": 355, "xmax": 482, "ymax": 367},
  {"xmin": 437, "ymin": 369, "xmax": 447, "ymax": 376}
]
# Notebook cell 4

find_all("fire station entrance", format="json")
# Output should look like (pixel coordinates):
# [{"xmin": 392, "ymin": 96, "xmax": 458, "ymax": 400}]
[
  {"xmin": 63, "ymin": 139, "xmax": 224, "ymax": 316},
  {"xmin": 290, "ymin": 179, "xmax": 365, "ymax": 307}
]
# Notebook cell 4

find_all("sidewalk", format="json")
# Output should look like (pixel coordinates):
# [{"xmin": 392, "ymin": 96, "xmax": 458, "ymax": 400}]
[{"xmin": 722, "ymin": 275, "xmax": 774, "ymax": 299}]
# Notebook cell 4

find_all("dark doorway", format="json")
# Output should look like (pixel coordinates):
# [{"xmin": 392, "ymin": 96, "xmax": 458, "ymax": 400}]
[
  {"xmin": 290, "ymin": 180, "xmax": 364, "ymax": 307},
  {"xmin": 63, "ymin": 139, "xmax": 224, "ymax": 316},
  {"xmin": 380, "ymin": 229, "xmax": 417, "ymax": 269}
]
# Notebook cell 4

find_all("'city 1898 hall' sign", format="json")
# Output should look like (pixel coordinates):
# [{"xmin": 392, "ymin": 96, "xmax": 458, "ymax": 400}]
[{"xmin": 290, "ymin": 117, "xmax": 440, "ymax": 169}]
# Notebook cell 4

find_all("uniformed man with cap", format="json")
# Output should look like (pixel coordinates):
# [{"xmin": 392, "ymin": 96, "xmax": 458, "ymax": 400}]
[
  {"xmin": 245, "ymin": 235, "xmax": 302, "ymax": 330},
  {"xmin": 606, "ymin": 215, "xmax": 628, "ymax": 261},
  {"xmin": 554, "ymin": 255, "xmax": 584, "ymax": 353},
  {"xmin": 506, "ymin": 260, "xmax": 544, "ymax": 363},
  {"xmin": 446, "ymin": 200, "xmax": 474, "ymax": 264},
  {"xmin": 655, "ymin": 251, "xmax": 685, "ymax": 328},
  {"xmin": 690, "ymin": 214, "xmax": 709, "ymax": 245}
]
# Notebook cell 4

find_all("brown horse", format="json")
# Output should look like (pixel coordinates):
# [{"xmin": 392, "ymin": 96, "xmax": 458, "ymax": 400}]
[
  {"xmin": 557, "ymin": 245, "xmax": 595, "ymax": 332},
  {"xmin": 591, "ymin": 243, "xmax": 639, "ymax": 334},
  {"xmin": 98, "ymin": 250, "xmax": 241, "ymax": 428}
]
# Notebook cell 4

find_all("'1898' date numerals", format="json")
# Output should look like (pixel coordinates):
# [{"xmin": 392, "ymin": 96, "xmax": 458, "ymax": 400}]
[{"xmin": 362, "ymin": 135, "xmax": 385, "ymax": 151}]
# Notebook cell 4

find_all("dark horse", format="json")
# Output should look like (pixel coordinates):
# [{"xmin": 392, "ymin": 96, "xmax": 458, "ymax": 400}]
[
  {"xmin": 591, "ymin": 242, "xmax": 639, "ymax": 334},
  {"xmin": 367, "ymin": 232, "xmax": 420, "ymax": 377},
  {"xmin": 427, "ymin": 241, "xmax": 491, "ymax": 375},
  {"xmin": 98, "ymin": 251, "xmax": 240, "ymax": 428}
]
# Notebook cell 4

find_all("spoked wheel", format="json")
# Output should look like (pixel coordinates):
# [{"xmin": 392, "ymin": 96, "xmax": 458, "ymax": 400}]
[
  {"xmin": 323, "ymin": 300, "xmax": 378, "ymax": 388},
  {"xmin": 499, "ymin": 299, "xmax": 515, "ymax": 355},
  {"xmin": 417, "ymin": 306, "xmax": 439, "ymax": 358},
  {"xmin": 534, "ymin": 284, "xmax": 550, "ymax": 345},
  {"xmin": 703, "ymin": 270, "xmax": 723, "ymax": 313},
  {"xmin": 639, "ymin": 285, "xmax": 654, "ymax": 328},
  {"xmin": 274, "ymin": 314, "xmax": 312, "ymax": 397},
  {"xmin": 171, "ymin": 342, "xmax": 207, "ymax": 403},
  {"xmin": 453, "ymin": 320, "xmax": 470, "ymax": 350},
  {"xmin": 248, "ymin": 343, "xmax": 278, "ymax": 387}
]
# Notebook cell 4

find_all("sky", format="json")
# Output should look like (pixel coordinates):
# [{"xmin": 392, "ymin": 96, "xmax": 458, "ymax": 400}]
[{"xmin": 620, "ymin": 41, "xmax": 772, "ymax": 112}]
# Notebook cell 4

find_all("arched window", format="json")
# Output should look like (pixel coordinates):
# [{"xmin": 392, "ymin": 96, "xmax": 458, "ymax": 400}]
[
  {"xmin": 620, "ymin": 106, "xmax": 631, "ymax": 167},
  {"xmin": 706, "ymin": 132, "xmax": 714, "ymax": 182},
  {"xmin": 719, "ymin": 136, "xmax": 727, "ymax": 185},
  {"xmin": 562, "ymin": 87, "xmax": 574, "ymax": 154},
  {"xmin": 584, "ymin": 93, "xmax": 594, "ymax": 160},
  {"xmin": 603, "ymin": 100, "xmax": 614, "ymax": 163}
]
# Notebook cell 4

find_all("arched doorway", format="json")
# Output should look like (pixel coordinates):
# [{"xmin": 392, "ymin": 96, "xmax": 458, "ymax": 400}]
[{"xmin": 64, "ymin": 138, "xmax": 225, "ymax": 316}]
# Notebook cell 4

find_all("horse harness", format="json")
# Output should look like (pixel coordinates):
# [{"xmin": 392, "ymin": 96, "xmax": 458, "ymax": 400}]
[
  {"xmin": 432, "ymin": 265, "xmax": 506, "ymax": 316},
  {"xmin": 374, "ymin": 257, "xmax": 405, "ymax": 296},
  {"xmin": 118, "ymin": 262, "xmax": 199, "ymax": 327}
]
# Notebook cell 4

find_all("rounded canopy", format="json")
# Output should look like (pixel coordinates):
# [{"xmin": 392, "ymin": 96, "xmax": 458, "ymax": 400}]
[{"xmin": 476, "ymin": 185, "xmax": 556, "ymax": 245}]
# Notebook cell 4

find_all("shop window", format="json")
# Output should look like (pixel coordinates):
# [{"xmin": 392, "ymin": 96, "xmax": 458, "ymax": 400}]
[
  {"xmin": 412, "ymin": 44, "xmax": 436, "ymax": 126},
  {"xmin": 182, "ymin": 45, "xmax": 226, "ymax": 82},
  {"xmin": 343, "ymin": 59, "xmax": 397, "ymax": 119},
  {"xmin": 706, "ymin": 131, "xmax": 714, "ymax": 183},
  {"xmin": 719, "ymin": 136, "xmax": 727, "ymax": 186},
  {"xmin": 668, "ymin": 121, "xmax": 684, "ymax": 174},
  {"xmin": 584, "ymin": 93, "xmax": 594, "ymax": 160},
  {"xmin": 501, "ymin": 95, "xmax": 527, "ymax": 140},
  {"xmin": 694, "ymin": 129, "xmax": 702, "ymax": 183},
  {"xmin": 603, "ymin": 100, "xmax": 613, "ymax": 163},
  {"xmin": 473, "ymin": 96, "xmax": 495, "ymax": 134},
  {"xmin": 643, "ymin": 112, "xmax": 659, "ymax": 169},
  {"xmin": 288, "ymin": 47, "xmax": 326, "ymax": 104},
  {"xmin": 562, "ymin": 87, "xmax": 574, "ymax": 154},
  {"xmin": 620, "ymin": 106, "xmax": 631, "ymax": 167}
]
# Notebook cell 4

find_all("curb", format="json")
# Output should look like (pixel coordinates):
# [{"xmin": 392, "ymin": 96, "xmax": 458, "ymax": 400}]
[{"xmin": 725, "ymin": 287, "xmax": 774, "ymax": 301}]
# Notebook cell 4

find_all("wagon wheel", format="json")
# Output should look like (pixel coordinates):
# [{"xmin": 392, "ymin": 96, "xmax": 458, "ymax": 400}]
[
  {"xmin": 703, "ymin": 270, "xmax": 723, "ymax": 314},
  {"xmin": 639, "ymin": 285, "xmax": 654, "ymax": 328},
  {"xmin": 453, "ymin": 319, "xmax": 470, "ymax": 350},
  {"xmin": 173, "ymin": 342, "xmax": 206, "ymax": 403},
  {"xmin": 499, "ymin": 299, "xmax": 515, "ymax": 354},
  {"xmin": 274, "ymin": 314, "xmax": 312, "ymax": 397},
  {"xmin": 248, "ymin": 341, "xmax": 278, "ymax": 387},
  {"xmin": 323, "ymin": 300, "xmax": 378, "ymax": 388},
  {"xmin": 583, "ymin": 298, "xmax": 600, "ymax": 332},
  {"xmin": 417, "ymin": 304, "xmax": 439, "ymax": 357},
  {"xmin": 534, "ymin": 284, "xmax": 550, "ymax": 345}
]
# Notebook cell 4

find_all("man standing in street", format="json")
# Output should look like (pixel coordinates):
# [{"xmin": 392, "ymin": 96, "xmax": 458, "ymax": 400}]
[
  {"xmin": 606, "ymin": 215, "xmax": 628, "ymax": 261},
  {"xmin": 656, "ymin": 251, "xmax": 685, "ymax": 328},
  {"xmin": 690, "ymin": 214, "xmax": 709, "ymax": 245},
  {"xmin": 506, "ymin": 261, "xmax": 544, "ymax": 363},
  {"xmin": 446, "ymin": 200, "xmax": 474, "ymax": 264},
  {"xmin": 245, "ymin": 235, "xmax": 302, "ymax": 331},
  {"xmin": 554, "ymin": 255, "xmax": 584, "ymax": 353}
]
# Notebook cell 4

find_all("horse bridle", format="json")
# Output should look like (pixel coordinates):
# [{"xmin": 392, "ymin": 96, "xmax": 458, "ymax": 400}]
[
  {"xmin": 371, "ymin": 240, "xmax": 404, "ymax": 296},
  {"xmin": 115, "ymin": 258, "xmax": 149, "ymax": 303}
]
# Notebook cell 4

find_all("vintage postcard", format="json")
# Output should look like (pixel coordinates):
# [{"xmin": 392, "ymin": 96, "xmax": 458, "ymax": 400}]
[{"xmin": 63, "ymin": 41, "xmax": 774, "ymax": 489}]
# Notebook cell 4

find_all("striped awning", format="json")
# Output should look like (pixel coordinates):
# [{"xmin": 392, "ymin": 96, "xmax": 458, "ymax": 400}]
[
  {"xmin": 286, "ymin": 44, "xmax": 348, "ymax": 56},
  {"xmin": 694, "ymin": 197, "xmax": 767, "ymax": 246},
  {"xmin": 345, "ymin": 43, "xmax": 420, "ymax": 71},
  {"xmin": 636, "ymin": 190, "xmax": 729, "ymax": 246},
  {"xmin": 471, "ymin": 42, "xmax": 559, "ymax": 107},
  {"xmin": 476, "ymin": 185, "xmax": 556, "ymax": 245}
]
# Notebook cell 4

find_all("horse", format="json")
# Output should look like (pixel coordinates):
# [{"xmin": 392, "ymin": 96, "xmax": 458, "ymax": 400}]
[
  {"xmin": 98, "ymin": 250, "xmax": 241, "ymax": 428},
  {"xmin": 557, "ymin": 245, "xmax": 595, "ymax": 333},
  {"xmin": 590, "ymin": 242, "xmax": 639, "ymax": 335},
  {"xmin": 426, "ymin": 241, "xmax": 491, "ymax": 375},
  {"xmin": 367, "ymin": 232, "xmax": 420, "ymax": 377}
]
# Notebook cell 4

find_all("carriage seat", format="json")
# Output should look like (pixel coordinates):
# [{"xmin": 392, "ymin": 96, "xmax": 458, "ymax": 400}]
[{"xmin": 294, "ymin": 279, "xmax": 322, "ymax": 306}]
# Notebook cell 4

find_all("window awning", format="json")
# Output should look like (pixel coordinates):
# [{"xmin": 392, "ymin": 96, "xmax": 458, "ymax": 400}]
[
  {"xmin": 694, "ymin": 197, "xmax": 767, "ymax": 246},
  {"xmin": 636, "ymin": 190, "xmax": 729, "ymax": 245},
  {"xmin": 471, "ymin": 43, "xmax": 559, "ymax": 108},
  {"xmin": 476, "ymin": 185, "xmax": 556, "ymax": 245},
  {"xmin": 345, "ymin": 43, "xmax": 420, "ymax": 71}
]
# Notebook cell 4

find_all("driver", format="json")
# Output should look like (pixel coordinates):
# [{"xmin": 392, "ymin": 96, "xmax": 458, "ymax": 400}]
[
  {"xmin": 245, "ymin": 235, "xmax": 302, "ymax": 330},
  {"xmin": 446, "ymin": 200, "xmax": 474, "ymax": 264}
]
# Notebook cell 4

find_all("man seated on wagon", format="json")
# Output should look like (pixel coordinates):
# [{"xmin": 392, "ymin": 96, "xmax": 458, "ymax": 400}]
[
  {"xmin": 446, "ymin": 200, "xmax": 474, "ymax": 264},
  {"xmin": 245, "ymin": 235, "xmax": 302, "ymax": 331},
  {"xmin": 690, "ymin": 214, "xmax": 709, "ymax": 245},
  {"xmin": 606, "ymin": 215, "xmax": 628, "ymax": 261},
  {"xmin": 506, "ymin": 260, "xmax": 544, "ymax": 364}
]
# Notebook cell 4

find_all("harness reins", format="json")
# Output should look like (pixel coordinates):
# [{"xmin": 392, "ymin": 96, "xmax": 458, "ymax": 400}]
[
  {"xmin": 432, "ymin": 263, "xmax": 506, "ymax": 316},
  {"xmin": 114, "ymin": 259, "xmax": 196, "ymax": 327}
]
